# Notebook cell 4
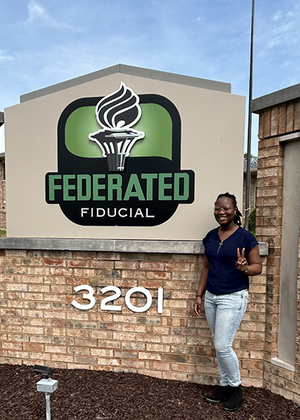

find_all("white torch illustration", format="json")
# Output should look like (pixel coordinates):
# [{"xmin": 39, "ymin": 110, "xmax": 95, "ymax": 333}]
[{"xmin": 89, "ymin": 82, "xmax": 145, "ymax": 171}]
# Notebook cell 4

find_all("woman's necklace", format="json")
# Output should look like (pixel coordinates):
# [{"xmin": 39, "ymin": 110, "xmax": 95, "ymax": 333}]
[
  {"xmin": 217, "ymin": 240, "xmax": 223, "ymax": 254},
  {"xmin": 217, "ymin": 225, "xmax": 238, "ymax": 254}
]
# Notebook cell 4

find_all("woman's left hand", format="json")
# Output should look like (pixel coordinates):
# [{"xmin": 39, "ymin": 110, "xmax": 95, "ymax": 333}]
[{"xmin": 236, "ymin": 248, "xmax": 248, "ymax": 272}]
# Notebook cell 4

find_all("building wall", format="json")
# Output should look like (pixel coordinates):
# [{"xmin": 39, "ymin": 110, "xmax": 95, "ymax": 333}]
[
  {"xmin": 0, "ymin": 247, "xmax": 267, "ymax": 387},
  {"xmin": 254, "ymin": 97, "xmax": 300, "ymax": 404}
]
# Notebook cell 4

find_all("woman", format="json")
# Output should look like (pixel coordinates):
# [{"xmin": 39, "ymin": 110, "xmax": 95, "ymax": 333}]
[{"xmin": 194, "ymin": 193, "xmax": 262, "ymax": 412}]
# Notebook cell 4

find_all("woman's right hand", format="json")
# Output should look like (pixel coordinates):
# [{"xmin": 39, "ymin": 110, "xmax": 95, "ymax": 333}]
[{"xmin": 194, "ymin": 296, "xmax": 202, "ymax": 317}]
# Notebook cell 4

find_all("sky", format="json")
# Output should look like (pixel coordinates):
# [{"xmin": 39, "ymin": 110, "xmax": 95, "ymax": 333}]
[{"xmin": 1, "ymin": 0, "xmax": 300, "ymax": 154}]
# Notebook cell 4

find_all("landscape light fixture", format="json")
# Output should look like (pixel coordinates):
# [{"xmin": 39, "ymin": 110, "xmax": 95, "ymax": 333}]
[{"xmin": 33, "ymin": 365, "xmax": 58, "ymax": 420}]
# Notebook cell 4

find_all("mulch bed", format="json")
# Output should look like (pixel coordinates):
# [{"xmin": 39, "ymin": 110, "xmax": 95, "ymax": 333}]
[{"xmin": 0, "ymin": 364, "xmax": 299, "ymax": 419}]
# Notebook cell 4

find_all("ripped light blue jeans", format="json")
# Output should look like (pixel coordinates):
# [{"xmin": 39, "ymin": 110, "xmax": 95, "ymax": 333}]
[{"xmin": 204, "ymin": 289, "xmax": 248, "ymax": 387}]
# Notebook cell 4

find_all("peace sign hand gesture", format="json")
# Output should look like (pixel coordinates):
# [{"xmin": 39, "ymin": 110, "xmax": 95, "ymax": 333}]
[{"xmin": 236, "ymin": 248, "xmax": 248, "ymax": 273}]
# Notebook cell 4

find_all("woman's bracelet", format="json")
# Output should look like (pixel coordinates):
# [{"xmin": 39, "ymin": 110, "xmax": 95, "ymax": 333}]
[{"xmin": 196, "ymin": 294, "xmax": 203, "ymax": 299}]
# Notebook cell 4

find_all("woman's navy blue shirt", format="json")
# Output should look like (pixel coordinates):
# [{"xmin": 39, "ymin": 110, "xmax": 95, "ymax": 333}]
[{"xmin": 203, "ymin": 226, "xmax": 258, "ymax": 295}]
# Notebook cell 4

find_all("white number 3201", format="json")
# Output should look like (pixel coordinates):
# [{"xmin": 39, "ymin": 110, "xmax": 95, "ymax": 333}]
[{"xmin": 71, "ymin": 286, "xmax": 164, "ymax": 314}]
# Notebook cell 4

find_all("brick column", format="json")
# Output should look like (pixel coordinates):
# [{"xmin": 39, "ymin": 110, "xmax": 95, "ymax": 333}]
[
  {"xmin": 253, "ymin": 86, "xmax": 300, "ymax": 403},
  {"xmin": 256, "ymin": 107, "xmax": 285, "ymax": 359}
]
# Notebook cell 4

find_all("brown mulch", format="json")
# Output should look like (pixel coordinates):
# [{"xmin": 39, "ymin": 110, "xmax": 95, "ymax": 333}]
[{"xmin": 0, "ymin": 364, "xmax": 299, "ymax": 419}]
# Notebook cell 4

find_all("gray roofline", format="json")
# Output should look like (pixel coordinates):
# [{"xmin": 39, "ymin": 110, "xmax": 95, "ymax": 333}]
[
  {"xmin": 20, "ymin": 64, "xmax": 231, "ymax": 103},
  {"xmin": 252, "ymin": 83, "xmax": 300, "ymax": 113},
  {"xmin": 0, "ymin": 111, "xmax": 4, "ymax": 126}
]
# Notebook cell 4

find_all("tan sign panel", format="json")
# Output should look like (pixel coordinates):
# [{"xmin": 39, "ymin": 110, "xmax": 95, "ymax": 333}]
[{"xmin": 5, "ymin": 65, "xmax": 245, "ymax": 240}]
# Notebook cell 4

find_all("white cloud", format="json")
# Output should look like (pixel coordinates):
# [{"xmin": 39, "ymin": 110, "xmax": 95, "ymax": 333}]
[
  {"xmin": 28, "ymin": 1, "xmax": 45, "ymax": 22},
  {"xmin": 256, "ymin": 3, "xmax": 300, "ymax": 54},
  {"xmin": 271, "ymin": 11, "xmax": 282, "ymax": 22},
  {"xmin": 0, "ymin": 50, "xmax": 13, "ymax": 64},
  {"xmin": 281, "ymin": 60, "xmax": 291, "ymax": 69},
  {"xmin": 27, "ymin": 0, "xmax": 81, "ymax": 31}
]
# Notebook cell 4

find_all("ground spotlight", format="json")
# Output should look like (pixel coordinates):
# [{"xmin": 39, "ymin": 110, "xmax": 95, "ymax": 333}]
[{"xmin": 33, "ymin": 365, "xmax": 58, "ymax": 420}]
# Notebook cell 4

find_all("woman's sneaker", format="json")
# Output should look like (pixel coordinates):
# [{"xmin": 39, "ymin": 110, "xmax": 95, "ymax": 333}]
[{"xmin": 205, "ymin": 386, "xmax": 230, "ymax": 404}]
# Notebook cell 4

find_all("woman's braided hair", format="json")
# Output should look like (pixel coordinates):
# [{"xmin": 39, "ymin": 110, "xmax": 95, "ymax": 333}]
[{"xmin": 216, "ymin": 192, "xmax": 242, "ymax": 226}]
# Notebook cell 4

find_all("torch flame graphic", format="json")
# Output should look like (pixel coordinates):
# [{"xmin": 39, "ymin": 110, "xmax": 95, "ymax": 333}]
[{"xmin": 89, "ymin": 82, "xmax": 145, "ymax": 171}]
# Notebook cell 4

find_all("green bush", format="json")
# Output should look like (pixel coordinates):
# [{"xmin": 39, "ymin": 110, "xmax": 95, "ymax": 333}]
[{"xmin": 248, "ymin": 208, "xmax": 256, "ymax": 236}]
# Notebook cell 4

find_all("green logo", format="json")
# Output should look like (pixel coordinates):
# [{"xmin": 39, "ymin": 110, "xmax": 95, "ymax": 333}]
[{"xmin": 46, "ymin": 83, "xmax": 194, "ymax": 226}]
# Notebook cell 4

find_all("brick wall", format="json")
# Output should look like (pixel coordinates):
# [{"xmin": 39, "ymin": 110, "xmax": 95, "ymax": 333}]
[
  {"xmin": 255, "ymin": 97, "xmax": 300, "ymax": 404},
  {"xmin": 0, "ymin": 248, "xmax": 267, "ymax": 387}
]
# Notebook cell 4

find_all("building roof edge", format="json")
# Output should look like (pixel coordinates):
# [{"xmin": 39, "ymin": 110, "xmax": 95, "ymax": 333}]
[
  {"xmin": 252, "ymin": 83, "xmax": 300, "ymax": 113},
  {"xmin": 20, "ymin": 64, "xmax": 231, "ymax": 103}
]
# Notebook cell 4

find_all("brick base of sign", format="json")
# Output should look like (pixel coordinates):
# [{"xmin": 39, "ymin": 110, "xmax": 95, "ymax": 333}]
[
  {"xmin": 0, "ymin": 246, "xmax": 299, "ymax": 403},
  {"xmin": 0, "ymin": 248, "xmax": 267, "ymax": 385}
]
